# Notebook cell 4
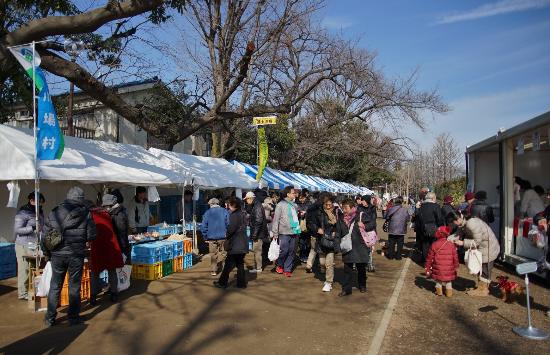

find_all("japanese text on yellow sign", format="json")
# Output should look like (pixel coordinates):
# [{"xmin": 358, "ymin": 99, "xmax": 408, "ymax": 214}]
[{"xmin": 252, "ymin": 116, "xmax": 277, "ymax": 125}]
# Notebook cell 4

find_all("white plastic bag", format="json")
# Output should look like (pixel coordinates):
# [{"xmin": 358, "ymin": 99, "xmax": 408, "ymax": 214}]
[
  {"xmin": 37, "ymin": 261, "xmax": 52, "ymax": 297},
  {"xmin": 116, "ymin": 265, "xmax": 132, "ymax": 292},
  {"xmin": 340, "ymin": 223, "xmax": 354, "ymax": 254},
  {"xmin": 268, "ymin": 238, "xmax": 280, "ymax": 261},
  {"xmin": 464, "ymin": 243, "xmax": 482, "ymax": 275}
]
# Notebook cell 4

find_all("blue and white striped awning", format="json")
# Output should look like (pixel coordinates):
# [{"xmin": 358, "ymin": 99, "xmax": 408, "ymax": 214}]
[{"xmin": 231, "ymin": 160, "xmax": 372, "ymax": 194}]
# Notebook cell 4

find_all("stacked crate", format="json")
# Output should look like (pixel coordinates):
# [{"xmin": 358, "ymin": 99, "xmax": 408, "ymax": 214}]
[
  {"xmin": 0, "ymin": 243, "xmax": 16, "ymax": 280},
  {"xmin": 131, "ymin": 243, "xmax": 163, "ymax": 280},
  {"xmin": 131, "ymin": 239, "xmax": 193, "ymax": 280}
]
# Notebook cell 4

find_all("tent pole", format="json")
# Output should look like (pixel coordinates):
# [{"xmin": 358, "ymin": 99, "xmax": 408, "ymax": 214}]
[{"xmin": 32, "ymin": 41, "xmax": 41, "ymax": 268}]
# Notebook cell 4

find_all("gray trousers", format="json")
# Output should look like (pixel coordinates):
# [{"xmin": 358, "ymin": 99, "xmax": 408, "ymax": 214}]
[{"xmin": 253, "ymin": 240, "xmax": 263, "ymax": 270}]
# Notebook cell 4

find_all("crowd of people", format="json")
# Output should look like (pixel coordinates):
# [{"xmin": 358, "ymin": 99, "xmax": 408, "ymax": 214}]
[
  {"xmin": 14, "ymin": 186, "xmax": 136, "ymax": 327},
  {"xmin": 12, "ymin": 179, "xmax": 550, "ymax": 328},
  {"xmin": 200, "ymin": 187, "xmax": 379, "ymax": 297}
]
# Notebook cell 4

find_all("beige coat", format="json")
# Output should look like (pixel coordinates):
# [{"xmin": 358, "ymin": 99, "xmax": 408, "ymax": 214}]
[{"xmin": 461, "ymin": 217, "xmax": 500, "ymax": 263}]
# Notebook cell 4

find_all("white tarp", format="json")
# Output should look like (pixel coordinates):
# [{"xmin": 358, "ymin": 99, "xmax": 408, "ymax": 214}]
[
  {"xmin": 149, "ymin": 148, "xmax": 258, "ymax": 190},
  {"xmin": 0, "ymin": 125, "xmax": 179, "ymax": 186}
]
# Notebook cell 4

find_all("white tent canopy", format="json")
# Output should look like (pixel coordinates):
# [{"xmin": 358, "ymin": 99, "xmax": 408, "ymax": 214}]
[
  {"xmin": 149, "ymin": 148, "xmax": 258, "ymax": 190},
  {"xmin": 0, "ymin": 125, "xmax": 179, "ymax": 186}
]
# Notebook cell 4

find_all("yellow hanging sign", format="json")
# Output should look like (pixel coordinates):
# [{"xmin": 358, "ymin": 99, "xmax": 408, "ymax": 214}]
[
  {"xmin": 252, "ymin": 116, "xmax": 277, "ymax": 125},
  {"xmin": 256, "ymin": 127, "xmax": 268, "ymax": 181}
]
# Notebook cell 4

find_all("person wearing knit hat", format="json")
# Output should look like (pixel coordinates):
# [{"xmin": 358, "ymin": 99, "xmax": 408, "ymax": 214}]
[
  {"xmin": 44, "ymin": 187, "xmax": 97, "ymax": 327},
  {"xmin": 441, "ymin": 195, "xmax": 455, "ymax": 221},
  {"xmin": 425, "ymin": 225, "xmax": 459, "ymax": 297}
]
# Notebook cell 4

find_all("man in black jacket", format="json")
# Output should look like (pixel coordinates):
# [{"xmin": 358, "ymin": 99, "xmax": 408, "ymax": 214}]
[
  {"xmin": 415, "ymin": 192, "xmax": 444, "ymax": 262},
  {"xmin": 245, "ymin": 191, "xmax": 268, "ymax": 273},
  {"xmin": 44, "ymin": 187, "xmax": 96, "ymax": 327},
  {"xmin": 470, "ymin": 191, "xmax": 495, "ymax": 224}
]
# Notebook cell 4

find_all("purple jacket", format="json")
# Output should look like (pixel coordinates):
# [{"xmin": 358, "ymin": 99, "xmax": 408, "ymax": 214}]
[
  {"xmin": 14, "ymin": 204, "xmax": 44, "ymax": 245},
  {"xmin": 386, "ymin": 205, "xmax": 410, "ymax": 235}
]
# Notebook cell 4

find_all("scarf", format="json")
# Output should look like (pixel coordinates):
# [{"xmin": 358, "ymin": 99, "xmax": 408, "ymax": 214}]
[
  {"xmin": 343, "ymin": 207, "xmax": 357, "ymax": 226},
  {"xmin": 324, "ymin": 207, "xmax": 337, "ymax": 225}
]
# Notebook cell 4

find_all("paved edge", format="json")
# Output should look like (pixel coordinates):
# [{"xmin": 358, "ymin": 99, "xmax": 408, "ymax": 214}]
[{"xmin": 364, "ymin": 257, "xmax": 412, "ymax": 355}]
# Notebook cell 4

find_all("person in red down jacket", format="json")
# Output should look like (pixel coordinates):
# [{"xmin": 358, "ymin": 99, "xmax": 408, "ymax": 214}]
[{"xmin": 425, "ymin": 226, "xmax": 459, "ymax": 297}]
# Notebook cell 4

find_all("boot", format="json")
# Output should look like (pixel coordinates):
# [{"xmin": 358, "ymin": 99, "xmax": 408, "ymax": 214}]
[
  {"xmin": 445, "ymin": 287, "xmax": 453, "ymax": 298},
  {"xmin": 467, "ymin": 281, "xmax": 489, "ymax": 297},
  {"xmin": 435, "ymin": 286, "xmax": 443, "ymax": 296}
]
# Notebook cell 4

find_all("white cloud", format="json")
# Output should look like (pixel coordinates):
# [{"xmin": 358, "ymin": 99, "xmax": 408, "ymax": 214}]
[
  {"xmin": 436, "ymin": 0, "xmax": 550, "ymax": 25},
  {"xmin": 321, "ymin": 15, "xmax": 355, "ymax": 30}
]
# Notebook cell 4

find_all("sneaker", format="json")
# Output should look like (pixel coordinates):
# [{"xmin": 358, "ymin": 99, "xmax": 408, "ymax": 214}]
[
  {"xmin": 322, "ymin": 282, "xmax": 332, "ymax": 292},
  {"xmin": 213, "ymin": 281, "xmax": 227, "ymax": 289},
  {"xmin": 305, "ymin": 267, "xmax": 313, "ymax": 274},
  {"xmin": 210, "ymin": 272, "xmax": 217, "ymax": 276},
  {"xmin": 284, "ymin": 272, "xmax": 292, "ymax": 277},
  {"xmin": 43, "ymin": 319, "xmax": 55, "ymax": 328},
  {"xmin": 276, "ymin": 266, "xmax": 284, "ymax": 274},
  {"xmin": 249, "ymin": 269, "xmax": 262, "ymax": 273}
]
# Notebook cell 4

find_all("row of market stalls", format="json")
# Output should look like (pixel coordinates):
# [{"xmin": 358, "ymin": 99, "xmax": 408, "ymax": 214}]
[
  {"xmin": 466, "ymin": 110, "xmax": 549, "ymax": 275},
  {"xmin": 0, "ymin": 124, "xmax": 372, "ymax": 242},
  {"xmin": 232, "ymin": 161, "xmax": 373, "ymax": 195}
]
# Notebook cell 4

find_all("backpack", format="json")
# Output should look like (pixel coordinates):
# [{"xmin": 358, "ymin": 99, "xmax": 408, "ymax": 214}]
[{"xmin": 43, "ymin": 206, "xmax": 86, "ymax": 252}]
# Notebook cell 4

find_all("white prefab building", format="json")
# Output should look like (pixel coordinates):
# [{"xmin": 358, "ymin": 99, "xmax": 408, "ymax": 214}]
[{"xmin": 466, "ymin": 111, "xmax": 550, "ymax": 273}]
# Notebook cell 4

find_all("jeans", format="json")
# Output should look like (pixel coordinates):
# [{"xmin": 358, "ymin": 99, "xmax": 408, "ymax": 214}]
[
  {"xmin": 306, "ymin": 237, "xmax": 319, "ymax": 269},
  {"xmin": 319, "ymin": 251, "xmax": 335, "ymax": 283},
  {"xmin": 15, "ymin": 244, "xmax": 33, "ymax": 299},
  {"xmin": 387, "ymin": 234, "xmax": 405, "ymax": 259},
  {"xmin": 343, "ymin": 263, "xmax": 367, "ymax": 293},
  {"xmin": 90, "ymin": 269, "xmax": 117, "ymax": 297},
  {"xmin": 208, "ymin": 241, "xmax": 226, "ymax": 273},
  {"xmin": 277, "ymin": 234, "xmax": 297, "ymax": 273},
  {"xmin": 218, "ymin": 254, "xmax": 246, "ymax": 287},
  {"xmin": 46, "ymin": 255, "xmax": 84, "ymax": 323},
  {"xmin": 252, "ymin": 240, "xmax": 263, "ymax": 270}
]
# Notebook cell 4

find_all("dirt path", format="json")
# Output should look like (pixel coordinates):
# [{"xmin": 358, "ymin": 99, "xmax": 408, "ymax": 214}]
[
  {"xmin": 0, "ymin": 225, "xmax": 406, "ymax": 355},
  {"xmin": 379, "ymin": 236, "xmax": 550, "ymax": 355}
]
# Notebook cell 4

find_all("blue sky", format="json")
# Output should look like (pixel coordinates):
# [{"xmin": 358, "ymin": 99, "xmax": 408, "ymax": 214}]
[{"xmin": 319, "ymin": 0, "xmax": 550, "ymax": 150}]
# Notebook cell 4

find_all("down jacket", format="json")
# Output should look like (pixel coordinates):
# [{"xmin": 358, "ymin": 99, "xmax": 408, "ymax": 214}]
[
  {"xmin": 425, "ymin": 236, "xmax": 459, "ymax": 282},
  {"xmin": 45, "ymin": 199, "xmax": 96, "ymax": 257},
  {"xmin": 460, "ymin": 217, "xmax": 500, "ymax": 263},
  {"xmin": 14, "ymin": 204, "xmax": 44, "ymax": 245}
]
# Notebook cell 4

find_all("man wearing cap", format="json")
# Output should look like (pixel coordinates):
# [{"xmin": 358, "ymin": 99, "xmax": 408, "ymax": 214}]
[
  {"xmin": 245, "ymin": 191, "xmax": 269, "ymax": 273},
  {"xmin": 200, "ymin": 198, "xmax": 229, "ymax": 276},
  {"xmin": 103, "ymin": 194, "xmax": 130, "ymax": 262},
  {"xmin": 44, "ymin": 186, "xmax": 96, "ymax": 327},
  {"xmin": 128, "ymin": 186, "xmax": 150, "ymax": 234},
  {"xmin": 13, "ymin": 191, "xmax": 45, "ymax": 300}
]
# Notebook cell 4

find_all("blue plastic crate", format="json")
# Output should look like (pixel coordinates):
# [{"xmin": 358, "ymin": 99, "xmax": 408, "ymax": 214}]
[
  {"xmin": 0, "ymin": 262, "xmax": 16, "ymax": 280},
  {"xmin": 132, "ymin": 254, "xmax": 162, "ymax": 264},
  {"xmin": 183, "ymin": 253, "xmax": 193, "ymax": 269},
  {"xmin": 132, "ymin": 244, "xmax": 162, "ymax": 257}
]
